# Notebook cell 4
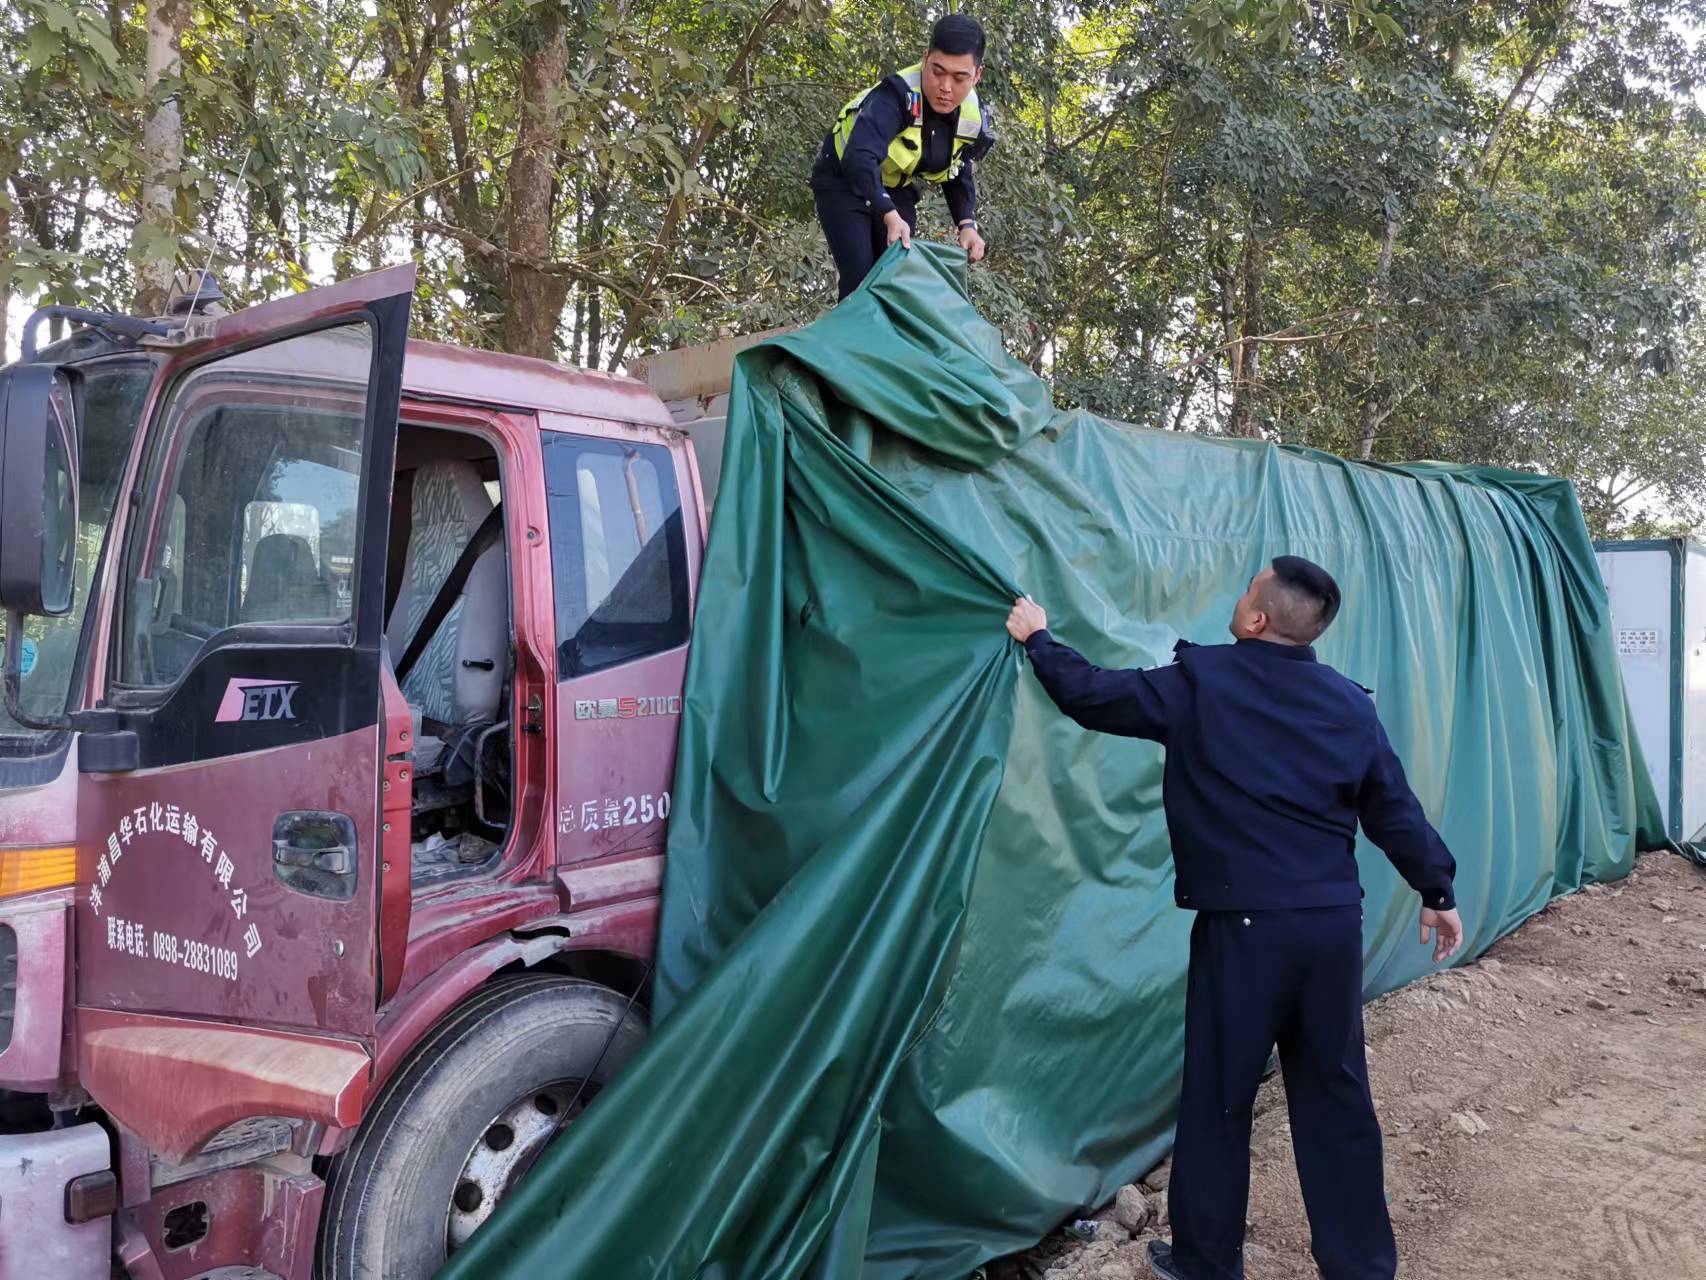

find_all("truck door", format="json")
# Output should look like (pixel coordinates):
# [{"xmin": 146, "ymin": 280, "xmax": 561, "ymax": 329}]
[
  {"xmin": 74, "ymin": 268, "xmax": 412, "ymax": 1041},
  {"xmin": 544, "ymin": 424, "xmax": 697, "ymax": 892}
]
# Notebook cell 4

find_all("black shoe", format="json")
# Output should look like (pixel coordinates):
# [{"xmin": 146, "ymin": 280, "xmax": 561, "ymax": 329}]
[{"xmin": 1147, "ymin": 1240, "xmax": 1189, "ymax": 1280}]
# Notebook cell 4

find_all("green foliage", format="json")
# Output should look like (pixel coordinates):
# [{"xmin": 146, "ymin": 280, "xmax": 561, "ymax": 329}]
[{"xmin": 1, "ymin": 0, "xmax": 1703, "ymax": 532}]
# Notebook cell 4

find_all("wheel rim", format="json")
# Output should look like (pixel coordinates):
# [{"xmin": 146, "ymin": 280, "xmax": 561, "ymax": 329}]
[{"xmin": 445, "ymin": 1078, "xmax": 599, "ymax": 1251}]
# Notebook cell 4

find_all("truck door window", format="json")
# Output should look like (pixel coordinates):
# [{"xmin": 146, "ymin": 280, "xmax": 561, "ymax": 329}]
[
  {"xmin": 115, "ymin": 324, "xmax": 372, "ymax": 693},
  {"xmin": 543, "ymin": 433, "xmax": 689, "ymax": 678},
  {"xmin": 155, "ymin": 494, "xmax": 187, "ymax": 624}
]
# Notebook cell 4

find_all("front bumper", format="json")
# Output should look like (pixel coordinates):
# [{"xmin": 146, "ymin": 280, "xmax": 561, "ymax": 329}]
[{"xmin": 0, "ymin": 1122, "xmax": 111, "ymax": 1278}]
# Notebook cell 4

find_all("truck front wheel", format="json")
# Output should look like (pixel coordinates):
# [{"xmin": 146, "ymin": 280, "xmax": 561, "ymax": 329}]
[{"xmin": 318, "ymin": 974, "xmax": 648, "ymax": 1279}]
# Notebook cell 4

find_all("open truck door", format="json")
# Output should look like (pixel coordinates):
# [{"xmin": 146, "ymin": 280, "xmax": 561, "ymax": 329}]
[{"xmin": 67, "ymin": 269, "xmax": 413, "ymax": 1163}]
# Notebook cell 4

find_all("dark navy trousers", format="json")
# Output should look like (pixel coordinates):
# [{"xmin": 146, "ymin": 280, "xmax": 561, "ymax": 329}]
[
  {"xmin": 812, "ymin": 181, "xmax": 919, "ymax": 299},
  {"xmin": 1168, "ymin": 905, "xmax": 1396, "ymax": 1280}
]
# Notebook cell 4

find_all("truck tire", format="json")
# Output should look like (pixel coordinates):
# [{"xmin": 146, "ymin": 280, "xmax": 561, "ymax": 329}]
[{"xmin": 318, "ymin": 974, "xmax": 648, "ymax": 1280}]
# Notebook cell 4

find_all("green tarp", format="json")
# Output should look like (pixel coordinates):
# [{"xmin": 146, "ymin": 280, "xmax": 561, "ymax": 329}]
[{"xmin": 441, "ymin": 244, "xmax": 1665, "ymax": 1280}]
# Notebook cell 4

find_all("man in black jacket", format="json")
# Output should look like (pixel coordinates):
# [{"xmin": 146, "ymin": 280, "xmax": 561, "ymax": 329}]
[
  {"xmin": 811, "ymin": 15, "xmax": 995, "ymax": 299},
  {"xmin": 1005, "ymin": 557, "xmax": 1465, "ymax": 1280}
]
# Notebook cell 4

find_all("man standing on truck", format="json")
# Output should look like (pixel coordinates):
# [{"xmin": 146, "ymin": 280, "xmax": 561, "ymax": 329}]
[
  {"xmin": 811, "ymin": 15, "xmax": 995, "ymax": 300},
  {"xmin": 1004, "ymin": 558, "xmax": 1465, "ymax": 1280}
]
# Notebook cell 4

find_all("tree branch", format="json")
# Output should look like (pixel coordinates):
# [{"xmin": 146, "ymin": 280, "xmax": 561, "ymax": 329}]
[
  {"xmin": 608, "ymin": 0, "xmax": 797, "ymax": 368},
  {"xmin": 1607, "ymin": 480, "xmax": 1659, "ymax": 511},
  {"xmin": 414, "ymin": 218, "xmax": 646, "ymax": 307},
  {"xmin": 1166, "ymin": 307, "xmax": 1366, "ymax": 376},
  {"xmin": 1475, "ymin": 8, "xmax": 1568, "ymax": 185},
  {"xmin": 348, "ymin": 145, "xmax": 526, "ymax": 247}
]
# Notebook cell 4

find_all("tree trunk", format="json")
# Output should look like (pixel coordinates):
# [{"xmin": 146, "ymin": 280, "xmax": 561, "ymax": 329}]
[
  {"xmin": 11, "ymin": 174, "xmax": 54, "ymax": 252},
  {"xmin": 266, "ymin": 186, "xmax": 299, "ymax": 268},
  {"xmin": 439, "ymin": 51, "xmax": 504, "ymax": 340},
  {"xmin": 1476, "ymin": 32, "xmax": 1554, "ymax": 185},
  {"xmin": 236, "ymin": 10, "xmax": 257, "ymax": 294},
  {"xmin": 585, "ymin": 186, "xmax": 608, "ymax": 364},
  {"xmin": 133, "ymin": 0, "xmax": 189, "ymax": 315},
  {"xmin": 338, "ymin": 199, "xmax": 358, "ymax": 278},
  {"xmin": 1213, "ymin": 262, "xmax": 1238, "ymax": 427},
  {"xmin": 69, "ymin": 178, "xmax": 92, "ymax": 250},
  {"xmin": 0, "ymin": 194, "xmax": 10, "ymax": 359},
  {"xmin": 441, "ymin": 55, "xmax": 482, "ymax": 223},
  {"xmin": 570, "ymin": 190, "xmax": 585, "ymax": 361},
  {"xmin": 1356, "ymin": 393, "xmax": 1381, "ymax": 460},
  {"xmin": 1226, "ymin": 230, "xmax": 1265, "ymax": 439},
  {"xmin": 1167, "ymin": 360, "xmax": 1203, "ymax": 432},
  {"xmin": 1172, "ymin": 379, "xmax": 1195, "ymax": 432},
  {"xmin": 1355, "ymin": 211, "xmax": 1402, "ymax": 460},
  {"xmin": 501, "ymin": 10, "xmax": 572, "ymax": 360},
  {"xmin": 243, "ymin": 197, "xmax": 257, "ymax": 294}
]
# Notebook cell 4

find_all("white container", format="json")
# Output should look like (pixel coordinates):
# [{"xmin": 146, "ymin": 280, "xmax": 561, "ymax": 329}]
[{"xmin": 1594, "ymin": 538, "xmax": 1706, "ymax": 844}]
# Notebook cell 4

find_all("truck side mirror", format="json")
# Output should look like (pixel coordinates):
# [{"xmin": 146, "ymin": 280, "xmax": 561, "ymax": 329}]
[{"xmin": 0, "ymin": 365, "xmax": 80, "ymax": 618}]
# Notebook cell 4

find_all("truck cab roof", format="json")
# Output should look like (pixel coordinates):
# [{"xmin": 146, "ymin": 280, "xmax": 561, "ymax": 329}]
[
  {"xmin": 22, "ymin": 327, "xmax": 673, "ymax": 431},
  {"xmin": 401, "ymin": 339, "xmax": 674, "ymax": 428}
]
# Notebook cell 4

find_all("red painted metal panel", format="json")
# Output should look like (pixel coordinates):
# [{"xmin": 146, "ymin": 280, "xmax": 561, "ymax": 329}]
[
  {"xmin": 194, "ymin": 265, "xmax": 416, "ymax": 353},
  {"xmin": 377, "ymin": 664, "xmax": 413, "ymax": 1005},
  {"xmin": 391, "ymin": 884, "xmax": 559, "ymax": 1001},
  {"xmin": 124, "ymin": 1162, "xmax": 323, "ymax": 1280},
  {"xmin": 560, "ymin": 897, "xmax": 659, "ymax": 961},
  {"xmin": 0, "ymin": 738, "xmax": 79, "ymax": 847},
  {"xmin": 550, "ymin": 649, "xmax": 684, "ymax": 874},
  {"xmin": 77, "ymin": 1006, "xmax": 368, "ymax": 1162},
  {"xmin": 402, "ymin": 340, "xmax": 673, "ymax": 427},
  {"xmin": 0, "ymin": 887, "xmax": 71, "ymax": 1089},
  {"xmin": 557, "ymin": 851, "xmax": 663, "ymax": 911},
  {"xmin": 75, "ymin": 726, "xmax": 383, "ymax": 1035}
]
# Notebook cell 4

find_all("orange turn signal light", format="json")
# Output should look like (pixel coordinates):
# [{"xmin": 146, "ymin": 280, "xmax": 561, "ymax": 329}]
[{"xmin": 0, "ymin": 845, "xmax": 78, "ymax": 896}]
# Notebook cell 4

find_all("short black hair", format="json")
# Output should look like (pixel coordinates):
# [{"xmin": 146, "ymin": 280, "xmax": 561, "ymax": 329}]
[
  {"xmin": 929, "ymin": 14, "xmax": 987, "ymax": 64},
  {"xmin": 1263, "ymin": 555, "xmax": 1342, "ymax": 643}
]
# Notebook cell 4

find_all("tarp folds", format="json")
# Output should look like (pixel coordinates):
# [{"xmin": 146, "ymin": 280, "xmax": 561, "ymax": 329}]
[{"xmin": 441, "ymin": 244, "xmax": 1664, "ymax": 1280}]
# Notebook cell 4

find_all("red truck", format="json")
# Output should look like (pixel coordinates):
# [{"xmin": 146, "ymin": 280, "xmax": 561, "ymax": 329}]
[{"xmin": 0, "ymin": 266, "xmax": 736, "ymax": 1277}]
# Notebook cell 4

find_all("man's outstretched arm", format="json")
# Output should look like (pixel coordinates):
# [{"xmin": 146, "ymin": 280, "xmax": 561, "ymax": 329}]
[{"xmin": 1006, "ymin": 597, "xmax": 1178, "ymax": 742}]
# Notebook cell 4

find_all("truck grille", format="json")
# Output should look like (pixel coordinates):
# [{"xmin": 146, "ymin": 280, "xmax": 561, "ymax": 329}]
[{"xmin": 0, "ymin": 924, "xmax": 15, "ymax": 1054}]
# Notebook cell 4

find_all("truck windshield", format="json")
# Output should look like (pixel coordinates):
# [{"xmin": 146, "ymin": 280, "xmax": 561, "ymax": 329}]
[{"xmin": 0, "ymin": 356, "xmax": 155, "ymax": 768}]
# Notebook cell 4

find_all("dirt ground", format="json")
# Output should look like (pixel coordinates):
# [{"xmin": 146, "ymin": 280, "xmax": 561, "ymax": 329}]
[{"xmin": 994, "ymin": 851, "xmax": 1706, "ymax": 1280}]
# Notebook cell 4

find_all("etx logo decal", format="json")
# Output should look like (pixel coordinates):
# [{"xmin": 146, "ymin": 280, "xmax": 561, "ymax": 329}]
[{"xmin": 215, "ymin": 678, "xmax": 302, "ymax": 723}]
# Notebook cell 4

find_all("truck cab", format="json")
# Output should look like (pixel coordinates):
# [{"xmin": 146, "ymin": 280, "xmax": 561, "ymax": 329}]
[{"xmin": 0, "ymin": 270, "xmax": 715, "ymax": 1278}]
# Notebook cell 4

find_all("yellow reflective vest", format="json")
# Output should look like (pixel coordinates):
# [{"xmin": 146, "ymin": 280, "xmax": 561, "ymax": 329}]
[{"xmin": 832, "ymin": 64, "xmax": 987, "ymax": 188}]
